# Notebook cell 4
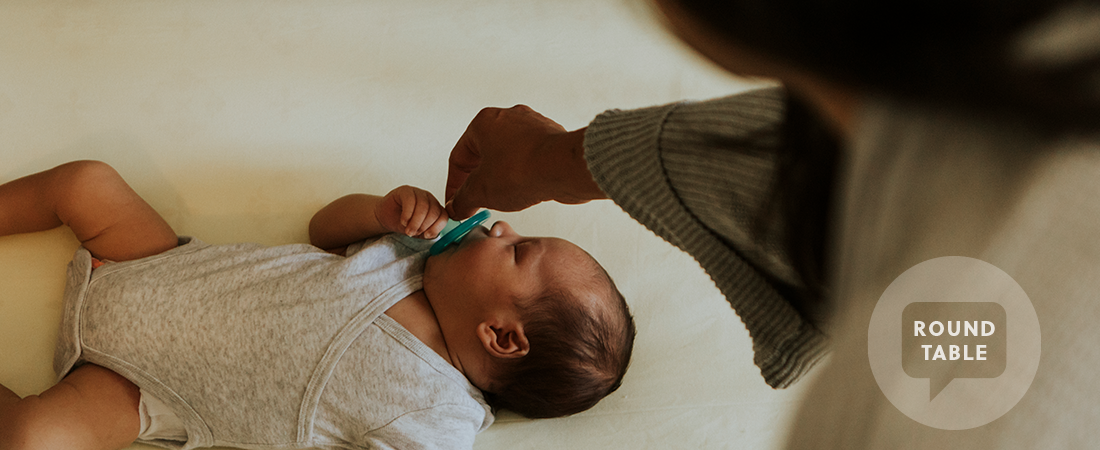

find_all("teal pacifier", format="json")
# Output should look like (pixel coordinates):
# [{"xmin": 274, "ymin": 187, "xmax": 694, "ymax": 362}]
[{"xmin": 429, "ymin": 210, "xmax": 491, "ymax": 256}]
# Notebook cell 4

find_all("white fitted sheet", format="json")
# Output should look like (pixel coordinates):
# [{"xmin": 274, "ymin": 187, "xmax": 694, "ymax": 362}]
[{"xmin": 0, "ymin": 2, "xmax": 808, "ymax": 449}]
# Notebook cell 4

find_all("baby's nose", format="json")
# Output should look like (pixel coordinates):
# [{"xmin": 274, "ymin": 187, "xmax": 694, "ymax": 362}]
[{"xmin": 489, "ymin": 221, "xmax": 518, "ymax": 238}]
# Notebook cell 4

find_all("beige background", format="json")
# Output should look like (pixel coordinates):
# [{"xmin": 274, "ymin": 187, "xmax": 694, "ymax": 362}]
[{"xmin": 0, "ymin": 1, "xmax": 813, "ymax": 448}]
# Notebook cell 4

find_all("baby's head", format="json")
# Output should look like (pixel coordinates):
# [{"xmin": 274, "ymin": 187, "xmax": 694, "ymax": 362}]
[{"xmin": 423, "ymin": 221, "xmax": 636, "ymax": 418}]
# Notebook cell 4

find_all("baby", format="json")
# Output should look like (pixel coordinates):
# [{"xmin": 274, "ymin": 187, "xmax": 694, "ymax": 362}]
[{"xmin": 0, "ymin": 161, "xmax": 636, "ymax": 450}]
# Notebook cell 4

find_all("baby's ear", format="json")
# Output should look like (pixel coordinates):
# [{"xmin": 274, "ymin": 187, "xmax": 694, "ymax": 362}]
[{"xmin": 477, "ymin": 322, "xmax": 529, "ymax": 359}]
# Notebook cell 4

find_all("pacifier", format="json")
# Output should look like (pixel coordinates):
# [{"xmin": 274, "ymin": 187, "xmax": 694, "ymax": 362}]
[{"xmin": 429, "ymin": 210, "xmax": 491, "ymax": 256}]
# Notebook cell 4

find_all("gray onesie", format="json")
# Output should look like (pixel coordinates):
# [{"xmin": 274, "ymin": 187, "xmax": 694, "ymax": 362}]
[{"xmin": 53, "ymin": 234, "xmax": 494, "ymax": 450}]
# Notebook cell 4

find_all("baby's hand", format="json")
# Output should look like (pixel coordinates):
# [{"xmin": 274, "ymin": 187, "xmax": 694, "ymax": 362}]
[{"xmin": 375, "ymin": 186, "xmax": 450, "ymax": 239}]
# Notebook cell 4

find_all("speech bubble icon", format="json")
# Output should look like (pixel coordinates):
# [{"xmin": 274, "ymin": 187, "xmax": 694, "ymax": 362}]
[{"xmin": 901, "ymin": 302, "xmax": 1006, "ymax": 400}]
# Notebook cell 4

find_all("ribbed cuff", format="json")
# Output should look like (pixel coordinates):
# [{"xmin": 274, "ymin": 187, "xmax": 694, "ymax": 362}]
[
  {"xmin": 582, "ymin": 94, "xmax": 828, "ymax": 388},
  {"xmin": 584, "ymin": 102, "xmax": 682, "ymax": 234}
]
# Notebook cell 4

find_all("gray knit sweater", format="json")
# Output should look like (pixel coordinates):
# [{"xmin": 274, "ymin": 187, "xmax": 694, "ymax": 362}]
[{"xmin": 584, "ymin": 87, "xmax": 828, "ymax": 388}]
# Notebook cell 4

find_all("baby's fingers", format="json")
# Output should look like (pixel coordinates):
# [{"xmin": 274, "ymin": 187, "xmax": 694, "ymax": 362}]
[
  {"xmin": 402, "ymin": 189, "xmax": 431, "ymax": 235},
  {"xmin": 403, "ymin": 189, "xmax": 447, "ymax": 238},
  {"xmin": 415, "ymin": 209, "xmax": 449, "ymax": 239},
  {"xmin": 393, "ymin": 187, "xmax": 418, "ymax": 231}
]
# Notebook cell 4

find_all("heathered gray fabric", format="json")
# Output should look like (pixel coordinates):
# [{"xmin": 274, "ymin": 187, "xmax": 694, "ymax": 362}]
[
  {"xmin": 54, "ymin": 234, "xmax": 493, "ymax": 450},
  {"xmin": 584, "ymin": 87, "xmax": 828, "ymax": 388}
]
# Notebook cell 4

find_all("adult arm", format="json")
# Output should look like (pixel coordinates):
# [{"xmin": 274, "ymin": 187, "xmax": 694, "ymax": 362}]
[
  {"xmin": 444, "ymin": 93, "xmax": 800, "ymax": 288},
  {"xmin": 444, "ymin": 88, "xmax": 829, "ymax": 387},
  {"xmin": 584, "ymin": 87, "xmax": 828, "ymax": 387}
]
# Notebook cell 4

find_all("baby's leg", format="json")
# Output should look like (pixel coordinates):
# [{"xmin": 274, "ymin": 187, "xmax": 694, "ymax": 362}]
[
  {"xmin": 0, "ymin": 160, "xmax": 177, "ymax": 261},
  {"xmin": 0, "ymin": 365, "xmax": 140, "ymax": 450},
  {"xmin": 1, "ymin": 161, "xmax": 177, "ymax": 448}
]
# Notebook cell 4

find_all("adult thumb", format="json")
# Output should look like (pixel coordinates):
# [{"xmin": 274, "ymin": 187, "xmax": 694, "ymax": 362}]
[{"xmin": 445, "ymin": 183, "xmax": 483, "ymax": 220}]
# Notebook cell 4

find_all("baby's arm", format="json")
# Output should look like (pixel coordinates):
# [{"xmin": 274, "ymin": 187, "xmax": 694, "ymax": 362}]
[{"xmin": 308, "ymin": 185, "xmax": 448, "ymax": 252}]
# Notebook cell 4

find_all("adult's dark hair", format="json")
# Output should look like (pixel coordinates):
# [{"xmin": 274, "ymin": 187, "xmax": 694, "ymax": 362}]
[
  {"xmin": 675, "ymin": 0, "xmax": 1100, "ymax": 308},
  {"xmin": 484, "ymin": 264, "xmax": 636, "ymax": 419},
  {"xmin": 673, "ymin": 0, "xmax": 1100, "ymax": 131}
]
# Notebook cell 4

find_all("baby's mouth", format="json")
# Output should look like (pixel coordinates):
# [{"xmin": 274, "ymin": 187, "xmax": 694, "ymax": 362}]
[
  {"xmin": 438, "ymin": 225, "xmax": 488, "ymax": 254},
  {"xmin": 457, "ymin": 225, "xmax": 490, "ymax": 245}
]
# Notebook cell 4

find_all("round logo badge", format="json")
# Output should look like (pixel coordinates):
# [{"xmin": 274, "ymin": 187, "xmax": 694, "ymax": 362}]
[{"xmin": 867, "ymin": 256, "xmax": 1040, "ymax": 430}]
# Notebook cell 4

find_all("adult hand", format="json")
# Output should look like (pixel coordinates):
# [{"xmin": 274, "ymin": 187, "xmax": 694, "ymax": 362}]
[{"xmin": 444, "ymin": 105, "xmax": 607, "ymax": 220}]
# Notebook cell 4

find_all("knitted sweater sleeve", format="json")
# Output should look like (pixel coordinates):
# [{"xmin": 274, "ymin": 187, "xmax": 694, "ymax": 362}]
[{"xmin": 583, "ymin": 87, "xmax": 827, "ymax": 388}]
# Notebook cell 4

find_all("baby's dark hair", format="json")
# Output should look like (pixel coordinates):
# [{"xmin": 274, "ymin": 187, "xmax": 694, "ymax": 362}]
[{"xmin": 483, "ymin": 259, "xmax": 635, "ymax": 419}]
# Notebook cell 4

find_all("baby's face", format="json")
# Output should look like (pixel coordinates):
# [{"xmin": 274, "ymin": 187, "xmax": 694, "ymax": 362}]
[{"xmin": 423, "ymin": 221, "xmax": 602, "ymax": 327}]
